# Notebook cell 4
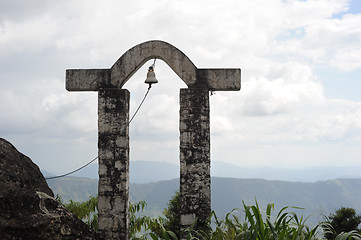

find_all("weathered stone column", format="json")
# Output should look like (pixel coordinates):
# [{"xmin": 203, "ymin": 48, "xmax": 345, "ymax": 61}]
[
  {"xmin": 66, "ymin": 41, "xmax": 240, "ymax": 240},
  {"xmin": 179, "ymin": 88, "xmax": 211, "ymax": 237},
  {"xmin": 98, "ymin": 89, "xmax": 130, "ymax": 240}
]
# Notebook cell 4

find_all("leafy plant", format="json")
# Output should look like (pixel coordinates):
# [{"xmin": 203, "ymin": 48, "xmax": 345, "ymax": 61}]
[
  {"xmin": 148, "ymin": 191, "xmax": 181, "ymax": 239},
  {"xmin": 321, "ymin": 221, "xmax": 361, "ymax": 240},
  {"xmin": 63, "ymin": 195, "xmax": 98, "ymax": 230},
  {"xmin": 129, "ymin": 201, "xmax": 150, "ymax": 239},
  {"xmin": 192, "ymin": 200, "xmax": 319, "ymax": 240}
]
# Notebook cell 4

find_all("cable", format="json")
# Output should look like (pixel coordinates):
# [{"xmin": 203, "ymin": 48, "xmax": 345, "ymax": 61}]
[
  {"xmin": 45, "ymin": 86, "xmax": 152, "ymax": 180},
  {"xmin": 54, "ymin": 85, "xmax": 153, "ymax": 179},
  {"xmin": 0, "ymin": 155, "xmax": 98, "ymax": 180},
  {"xmin": 1, "ymin": 86, "xmax": 153, "ymax": 181},
  {"xmin": 129, "ymin": 86, "xmax": 151, "ymax": 124},
  {"xmin": 45, "ymin": 155, "xmax": 99, "ymax": 180}
]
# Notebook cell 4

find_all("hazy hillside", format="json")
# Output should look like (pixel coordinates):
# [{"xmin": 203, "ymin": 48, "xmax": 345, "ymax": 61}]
[
  {"xmin": 211, "ymin": 162, "xmax": 361, "ymax": 182},
  {"xmin": 48, "ymin": 177, "xmax": 98, "ymax": 202},
  {"xmin": 48, "ymin": 161, "xmax": 361, "ymax": 183},
  {"xmin": 210, "ymin": 178, "xmax": 361, "ymax": 223},
  {"xmin": 47, "ymin": 177, "xmax": 361, "ymax": 225},
  {"xmin": 50, "ymin": 161, "xmax": 179, "ymax": 183}
]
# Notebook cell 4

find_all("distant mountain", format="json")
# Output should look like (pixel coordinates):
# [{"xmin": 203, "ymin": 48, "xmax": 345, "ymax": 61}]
[
  {"xmin": 47, "ymin": 177, "xmax": 361, "ymax": 226},
  {"xmin": 129, "ymin": 161, "xmax": 179, "ymax": 183},
  {"xmin": 47, "ymin": 177, "xmax": 98, "ymax": 202},
  {"xmin": 211, "ymin": 162, "xmax": 361, "ymax": 182},
  {"xmin": 43, "ymin": 161, "xmax": 361, "ymax": 183},
  {"xmin": 210, "ymin": 178, "xmax": 361, "ymax": 222},
  {"xmin": 49, "ymin": 161, "xmax": 179, "ymax": 183}
]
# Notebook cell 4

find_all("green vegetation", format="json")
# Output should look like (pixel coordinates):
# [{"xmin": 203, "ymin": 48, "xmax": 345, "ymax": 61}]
[
  {"xmin": 157, "ymin": 190, "xmax": 181, "ymax": 238},
  {"xmin": 322, "ymin": 207, "xmax": 361, "ymax": 240},
  {"xmin": 50, "ymin": 177, "xmax": 98, "ymax": 202},
  {"xmin": 146, "ymin": 191, "xmax": 181, "ymax": 239},
  {"xmin": 56, "ymin": 194, "xmax": 98, "ymax": 230},
  {"xmin": 58, "ymin": 191, "xmax": 361, "ymax": 239},
  {"xmin": 192, "ymin": 204, "xmax": 319, "ymax": 239},
  {"xmin": 47, "ymin": 177, "xmax": 361, "ymax": 227}
]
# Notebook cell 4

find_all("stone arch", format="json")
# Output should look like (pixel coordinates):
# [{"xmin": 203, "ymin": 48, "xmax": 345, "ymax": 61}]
[
  {"xmin": 111, "ymin": 40, "xmax": 197, "ymax": 88},
  {"xmin": 66, "ymin": 40, "xmax": 239, "ymax": 92},
  {"xmin": 65, "ymin": 40, "xmax": 241, "ymax": 240}
]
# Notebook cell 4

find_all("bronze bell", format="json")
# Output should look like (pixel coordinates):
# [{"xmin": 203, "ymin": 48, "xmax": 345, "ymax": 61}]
[{"xmin": 144, "ymin": 66, "xmax": 158, "ymax": 85}]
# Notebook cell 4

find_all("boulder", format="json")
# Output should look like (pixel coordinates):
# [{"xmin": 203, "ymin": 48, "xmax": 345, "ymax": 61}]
[{"xmin": 0, "ymin": 138, "xmax": 100, "ymax": 239}]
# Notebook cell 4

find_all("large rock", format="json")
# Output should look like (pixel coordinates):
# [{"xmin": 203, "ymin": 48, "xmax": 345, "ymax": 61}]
[{"xmin": 0, "ymin": 138, "xmax": 100, "ymax": 239}]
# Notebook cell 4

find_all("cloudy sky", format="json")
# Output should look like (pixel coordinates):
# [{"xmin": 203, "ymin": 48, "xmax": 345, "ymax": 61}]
[{"xmin": 1, "ymin": 0, "xmax": 360, "ymax": 175}]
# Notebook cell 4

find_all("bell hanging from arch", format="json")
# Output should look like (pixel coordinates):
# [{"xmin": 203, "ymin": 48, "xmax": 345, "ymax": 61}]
[{"xmin": 144, "ymin": 66, "xmax": 158, "ymax": 86}]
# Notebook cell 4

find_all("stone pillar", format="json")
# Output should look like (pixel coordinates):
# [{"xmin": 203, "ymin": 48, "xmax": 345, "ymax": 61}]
[
  {"xmin": 98, "ymin": 89, "xmax": 130, "ymax": 240},
  {"xmin": 179, "ymin": 88, "xmax": 211, "ymax": 237}
]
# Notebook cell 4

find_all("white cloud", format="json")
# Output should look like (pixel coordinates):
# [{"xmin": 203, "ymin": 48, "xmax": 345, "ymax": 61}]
[
  {"xmin": 330, "ymin": 47, "xmax": 361, "ymax": 71},
  {"xmin": 1, "ymin": 0, "xmax": 361, "ymax": 172},
  {"xmin": 211, "ymin": 97, "xmax": 361, "ymax": 168},
  {"xmin": 0, "ymin": 15, "xmax": 60, "ymax": 55},
  {"xmin": 41, "ymin": 92, "xmax": 98, "ymax": 134},
  {"xmin": 274, "ymin": 4, "xmax": 361, "ymax": 70},
  {"xmin": 218, "ymin": 98, "xmax": 361, "ymax": 143},
  {"xmin": 220, "ymin": 61, "xmax": 324, "ymax": 117}
]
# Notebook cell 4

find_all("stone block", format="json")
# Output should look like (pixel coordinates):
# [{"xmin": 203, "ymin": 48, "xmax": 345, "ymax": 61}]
[
  {"xmin": 180, "ymin": 213, "xmax": 196, "ymax": 226},
  {"xmin": 197, "ymin": 68, "xmax": 241, "ymax": 91},
  {"xmin": 66, "ymin": 69, "xmax": 110, "ymax": 91}
]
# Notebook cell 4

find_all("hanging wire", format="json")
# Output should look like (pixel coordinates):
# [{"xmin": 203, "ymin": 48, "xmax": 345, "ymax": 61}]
[
  {"xmin": 129, "ymin": 87, "xmax": 150, "ymax": 124},
  {"xmin": 45, "ymin": 155, "xmax": 100, "ymax": 180},
  {"xmin": 0, "ymin": 80, "xmax": 154, "ymax": 181},
  {"xmin": 45, "ymin": 86, "xmax": 151, "ymax": 180},
  {"xmin": 0, "ymin": 155, "xmax": 99, "ymax": 180}
]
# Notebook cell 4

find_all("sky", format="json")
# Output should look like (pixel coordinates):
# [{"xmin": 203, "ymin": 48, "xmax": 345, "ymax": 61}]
[{"xmin": 0, "ymin": 0, "xmax": 360, "ymax": 175}]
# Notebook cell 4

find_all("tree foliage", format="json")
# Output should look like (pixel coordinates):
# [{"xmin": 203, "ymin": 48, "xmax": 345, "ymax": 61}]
[
  {"xmin": 322, "ymin": 207, "xmax": 361, "ymax": 240},
  {"xmin": 162, "ymin": 190, "xmax": 181, "ymax": 237},
  {"xmin": 57, "ymin": 195, "xmax": 98, "ymax": 230}
]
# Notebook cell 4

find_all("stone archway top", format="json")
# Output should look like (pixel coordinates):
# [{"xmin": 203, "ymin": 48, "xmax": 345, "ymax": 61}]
[
  {"xmin": 66, "ymin": 40, "xmax": 240, "ymax": 91},
  {"xmin": 112, "ymin": 40, "xmax": 196, "ymax": 88}
]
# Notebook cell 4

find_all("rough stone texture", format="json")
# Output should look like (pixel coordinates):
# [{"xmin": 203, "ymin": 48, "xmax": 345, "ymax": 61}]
[
  {"xmin": 65, "ymin": 40, "xmax": 241, "ymax": 240},
  {"xmin": 179, "ymin": 88, "xmax": 211, "ymax": 236},
  {"xmin": 0, "ymin": 138, "xmax": 53, "ymax": 197},
  {"xmin": 66, "ymin": 68, "xmax": 110, "ymax": 91},
  {"xmin": 66, "ymin": 40, "xmax": 241, "ymax": 91},
  {"xmin": 0, "ymin": 138, "xmax": 100, "ymax": 240},
  {"xmin": 111, "ymin": 40, "xmax": 197, "ymax": 88},
  {"xmin": 98, "ymin": 89, "xmax": 130, "ymax": 240},
  {"xmin": 197, "ymin": 68, "xmax": 241, "ymax": 91}
]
